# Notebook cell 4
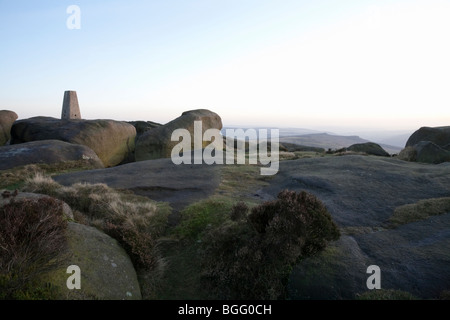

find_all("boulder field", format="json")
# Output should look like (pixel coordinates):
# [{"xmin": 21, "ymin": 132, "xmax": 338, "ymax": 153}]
[
  {"xmin": 53, "ymin": 153, "xmax": 450, "ymax": 299},
  {"xmin": 2, "ymin": 108, "xmax": 450, "ymax": 299},
  {"xmin": 4, "ymin": 109, "xmax": 222, "ymax": 169},
  {"xmin": 10, "ymin": 117, "xmax": 136, "ymax": 167}
]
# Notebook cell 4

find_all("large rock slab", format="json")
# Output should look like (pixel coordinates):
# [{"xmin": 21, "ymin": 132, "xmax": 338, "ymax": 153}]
[
  {"xmin": 353, "ymin": 213, "xmax": 450, "ymax": 299},
  {"xmin": 261, "ymin": 155, "xmax": 450, "ymax": 227},
  {"xmin": 53, "ymin": 157, "xmax": 221, "ymax": 211},
  {"xmin": 135, "ymin": 109, "xmax": 222, "ymax": 161},
  {"xmin": 0, "ymin": 110, "xmax": 18, "ymax": 146},
  {"xmin": 261, "ymin": 155, "xmax": 450, "ymax": 299},
  {"xmin": 42, "ymin": 222, "xmax": 142, "ymax": 300},
  {"xmin": 289, "ymin": 213, "xmax": 450, "ymax": 299},
  {"xmin": 10, "ymin": 117, "xmax": 136, "ymax": 167},
  {"xmin": 0, "ymin": 140, "xmax": 104, "ymax": 170}
]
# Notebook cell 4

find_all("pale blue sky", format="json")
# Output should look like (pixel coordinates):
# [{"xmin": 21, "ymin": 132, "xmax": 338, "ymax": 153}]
[{"xmin": 1, "ymin": 0, "xmax": 449, "ymax": 132}]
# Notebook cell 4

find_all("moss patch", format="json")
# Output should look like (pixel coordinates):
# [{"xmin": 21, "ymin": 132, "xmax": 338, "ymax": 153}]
[
  {"xmin": 356, "ymin": 289, "xmax": 418, "ymax": 300},
  {"xmin": 172, "ymin": 196, "xmax": 234, "ymax": 240},
  {"xmin": 389, "ymin": 197, "xmax": 450, "ymax": 228}
]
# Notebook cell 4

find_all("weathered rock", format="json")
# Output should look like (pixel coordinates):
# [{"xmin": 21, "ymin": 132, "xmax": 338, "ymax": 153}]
[
  {"xmin": 0, "ymin": 140, "xmax": 104, "ymax": 170},
  {"xmin": 0, "ymin": 110, "xmax": 18, "ymax": 146},
  {"xmin": 53, "ymin": 157, "xmax": 220, "ymax": 212},
  {"xmin": 61, "ymin": 91, "xmax": 81, "ymax": 120},
  {"xmin": 352, "ymin": 213, "xmax": 450, "ymax": 299},
  {"xmin": 128, "ymin": 120, "xmax": 162, "ymax": 139},
  {"xmin": 0, "ymin": 191, "xmax": 74, "ymax": 220},
  {"xmin": 399, "ymin": 141, "xmax": 450, "ymax": 164},
  {"xmin": 414, "ymin": 141, "xmax": 450, "ymax": 164},
  {"xmin": 406, "ymin": 126, "xmax": 450, "ymax": 148},
  {"xmin": 288, "ymin": 236, "xmax": 368, "ymax": 299},
  {"xmin": 289, "ymin": 212, "xmax": 450, "ymax": 300},
  {"xmin": 397, "ymin": 146, "xmax": 417, "ymax": 162},
  {"xmin": 135, "ymin": 109, "xmax": 222, "ymax": 161},
  {"xmin": 347, "ymin": 142, "xmax": 390, "ymax": 157},
  {"xmin": 41, "ymin": 222, "xmax": 142, "ymax": 300},
  {"xmin": 262, "ymin": 155, "xmax": 450, "ymax": 227},
  {"xmin": 10, "ymin": 117, "xmax": 136, "ymax": 167}
]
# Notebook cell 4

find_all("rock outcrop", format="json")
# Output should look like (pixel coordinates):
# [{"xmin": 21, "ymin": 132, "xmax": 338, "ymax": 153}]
[
  {"xmin": 399, "ymin": 141, "xmax": 450, "ymax": 164},
  {"xmin": 10, "ymin": 117, "xmax": 136, "ymax": 167},
  {"xmin": 0, "ymin": 192, "xmax": 142, "ymax": 299},
  {"xmin": 347, "ymin": 142, "xmax": 390, "ymax": 157},
  {"xmin": 135, "ymin": 109, "xmax": 222, "ymax": 161},
  {"xmin": 405, "ymin": 126, "xmax": 450, "ymax": 148},
  {"xmin": 54, "ymin": 157, "xmax": 221, "ymax": 212},
  {"xmin": 128, "ymin": 120, "xmax": 162, "ymax": 140},
  {"xmin": 0, "ymin": 140, "xmax": 104, "ymax": 170},
  {"xmin": 400, "ymin": 126, "xmax": 450, "ymax": 164},
  {"xmin": 0, "ymin": 110, "xmax": 18, "ymax": 146}
]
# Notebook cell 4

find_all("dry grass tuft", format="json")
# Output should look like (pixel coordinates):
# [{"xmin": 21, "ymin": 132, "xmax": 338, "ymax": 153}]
[
  {"xmin": 20, "ymin": 173, "xmax": 171, "ymax": 292},
  {"xmin": 0, "ymin": 197, "xmax": 69, "ymax": 299}
]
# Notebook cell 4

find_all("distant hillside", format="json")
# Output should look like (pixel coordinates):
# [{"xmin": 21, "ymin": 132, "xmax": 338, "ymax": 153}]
[
  {"xmin": 221, "ymin": 126, "xmax": 323, "ymax": 137},
  {"xmin": 280, "ymin": 133, "xmax": 402, "ymax": 155},
  {"xmin": 222, "ymin": 127, "xmax": 402, "ymax": 154},
  {"xmin": 280, "ymin": 133, "xmax": 365, "ymax": 149},
  {"xmin": 376, "ymin": 133, "xmax": 411, "ymax": 148}
]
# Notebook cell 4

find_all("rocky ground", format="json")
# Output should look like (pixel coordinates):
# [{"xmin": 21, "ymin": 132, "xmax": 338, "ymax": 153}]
[
  {"xmin": 2, "ymin": 109, "xmax": 450, "ymax": 299},
  {"xmin": 262, "ymin": 155, "xmax": 450, "ymax": 299},
  {"xmin": 52, "ymin": 154, "xmax": 450, "ymax": 299},
  {"xmin": 53, "ymin": 157, "xmax": 221, "ymax": 213}
]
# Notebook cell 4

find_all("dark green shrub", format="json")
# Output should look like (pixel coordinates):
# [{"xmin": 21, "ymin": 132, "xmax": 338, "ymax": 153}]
[
  {"xmin": 201, "ymin": 190, "xmax": 340, "ymax": 300},
  {"xmin": 103, "ymin": 221, "xmax": 156, "ymax": 271},
  {"xmin": 230, "ymin": 201, "xmax": 249, "ymax": 221},
  {"xmin": 0, "ymin": 198, "xmax": 68, "ymax": 299},
  {"xmin": 174, "ymin": 197, "xmax": 233, "ymax": 240}
]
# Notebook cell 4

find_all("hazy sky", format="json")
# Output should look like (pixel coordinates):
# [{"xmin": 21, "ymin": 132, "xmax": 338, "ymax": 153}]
[{"xmin": 1, "ymin": 0, "xmax": 449, "ymax": 131}]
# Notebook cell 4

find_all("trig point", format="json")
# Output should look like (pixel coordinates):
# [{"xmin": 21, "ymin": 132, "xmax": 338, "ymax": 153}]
[{"xmin": 61, "ymin": 90, "xmax": 81, "ymax": 119}]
